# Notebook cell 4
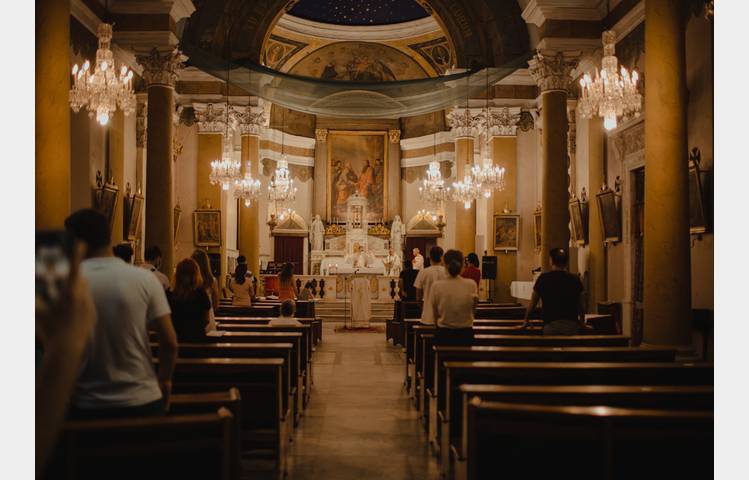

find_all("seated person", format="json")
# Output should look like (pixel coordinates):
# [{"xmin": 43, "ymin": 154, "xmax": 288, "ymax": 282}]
[
  {"xmin": 298, "ymin": 281, "xmax": 314, "ymax": 301},
  {"xmin": 112, "ymin": 243, "xmax": 134, "ymax": 264},
  {"xmin": 168, "ymin": 258, "xmax": 211, "ymax": 342},
  {"xmin": 229, "ymin": 263, "xmax": 253, "ymax": 306},
  {"xmin": 522, "ymin": 248, "xmax": 585, "ymax": 335},
  {"xmin": 269, "ymin": 300, "xmax": 303, "ymax": 326}
]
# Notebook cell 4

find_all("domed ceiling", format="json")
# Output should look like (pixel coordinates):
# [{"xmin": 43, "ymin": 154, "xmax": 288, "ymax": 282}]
[{"xmin": 289, "ymin": 0, "xmax": 429, "ymax": 26}]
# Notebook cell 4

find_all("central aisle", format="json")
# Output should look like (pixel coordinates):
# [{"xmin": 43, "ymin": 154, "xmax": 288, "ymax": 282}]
[{"xmin": 283, "ymin": 323, "xmax": 440, "ymax": 479}]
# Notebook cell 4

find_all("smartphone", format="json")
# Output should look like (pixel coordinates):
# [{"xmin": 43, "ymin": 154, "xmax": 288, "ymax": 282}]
[{"xmin": 36, "ymin": 230, "xmax": 75, "ymax": 307}]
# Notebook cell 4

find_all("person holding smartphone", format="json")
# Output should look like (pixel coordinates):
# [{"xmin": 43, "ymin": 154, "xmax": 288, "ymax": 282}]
[{"xmin": 64, "ymin": 209, "xmax": 178, "ymax": 419}]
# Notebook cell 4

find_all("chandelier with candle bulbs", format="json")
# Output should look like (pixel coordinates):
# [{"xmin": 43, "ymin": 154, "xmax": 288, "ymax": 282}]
[
  {"xmin": 233, "ymin": 166, "xmax": 262, "ymax": 207},
  {"xmin": 419, "ymin": 133, "xmax": 450, "ymax": 207},
  {"xmin": 209, "ymin": 132, "xmax": 241, "ymax": 190},
  {"xmin": 268, "ymin": 157, "xmax": 297, "ymax": 204},
  {"xmin": 69, "ymin": 23, "xmax": 135, "ymax": 126},
  {"xmin": 578, "ymin": 30, "xmax": 641, "ymax": 130}
]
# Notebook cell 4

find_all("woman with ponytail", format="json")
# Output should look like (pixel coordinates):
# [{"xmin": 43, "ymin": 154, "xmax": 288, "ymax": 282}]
[{"xmin": 429, "ymin": 249, "xmax": 478, "ymax": 345}]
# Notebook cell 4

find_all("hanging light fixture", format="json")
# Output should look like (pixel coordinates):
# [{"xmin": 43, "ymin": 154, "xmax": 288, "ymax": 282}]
[
  {"xmin": 419, "ymin": 133, "xmax": 450, "ymax": 205},
  {"xmin": 450, "ymin": 71, "xmax": 481, "ymax": 209},
  {"xmin": 577, "ymin": 2, "xmax": 641, "ymax": 130},
  {"xmin": 268, "ymin": 109, "xmax": 297, "ymax": 220},
  {"xmin": 69, "ymin": 23, "xmax": 135, "ymax": 125},
  {"xmin": 233, "ymin": 67, "xmax": 262, "ymax": 207},
  {"xmin": 209, "ymin": 25, "xmax": 241, "ymax": 190},
  {"xmin": 472, "ymin": 67, "xmax": 506, "ymax": 198}
]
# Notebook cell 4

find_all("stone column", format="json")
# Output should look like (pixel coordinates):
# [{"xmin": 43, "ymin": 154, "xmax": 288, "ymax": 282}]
[
  {"xmin": 313, "ymin": 128, "xmax": 328, "ymax": 218},
  {"xmin": 388, "ymin": 129, "xmax": 402, "ymax": 219},
  {"xmin": 109, "ymin": 111, "xmax": 126, "ymax": 242},
  {"xmin": 586, "ymin": 118, "xmax": 606, "ymax": 311},
  {"xmin": 194, "ymin": 103, "xmax": 227, "ymax": 210},
  {"xmin": 448, "ymin": 108, "xmax": 478, "ymax": 254},
  {"xmin": 529, "ymin": 51, "xmax": 579, "ymax": 271},
  {"xmin": 36, "ymin": 0, "xmax": 70, "ymax": 228},
  {"xmin": 134, "ymin": 96, "xmax": 148, "ymax": 263},
  {"xmin": 235, "ymin": 104, "xmax": 268, "ymax": 280},
  {"xmin": 136, "ymin": 48, "xmax": 183, "ymax": 278},
  {"xmin": 489, "ymin": 108, "xmax": 519, "ymax": 302},
  {"xmin": 643, "ymin": 0, "xmax": 691, "ymax": 347}
]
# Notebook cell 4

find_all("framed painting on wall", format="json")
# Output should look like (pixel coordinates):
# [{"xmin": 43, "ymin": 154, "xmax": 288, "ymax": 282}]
[
  {"xmin": 93, "ymin": 172, "xmax": 119, "ymax": 233},
  {"xmin": 596, "ymin": 189, "xmax": 621, "ymax": 243},
  {"xmin": 568, "ymin": 198, "xmax": 587, "ymax": 246},
  {"xmin": 688, "ymin": 160, "xmax": 707, "ymax": 234},
  {"xmin": 493, "ymin": 214, "xmax": 520, "ymax": 251},
  {"xmin": 124, "ymin": 192, "xmax": 144, "ymax": 241},
  {"xmin": 533, "ymin": 206, "xmax": 542, "ymax": 251},
  {"xmin": 327, "ymin": 131, "xmax": 388, "ymax": 222},
  {"xmin": 193, "ymin": 209, "xmax": 221, "ymax": 247}
]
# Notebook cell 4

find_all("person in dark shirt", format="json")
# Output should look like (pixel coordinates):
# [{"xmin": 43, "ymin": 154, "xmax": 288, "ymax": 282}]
[
  {"xmin": 522, "ymin": 248, "xmax": 585, "ymax": 335},
  {"xmin": 461, "ymin": 252, "xmax": 481, "ymax": 287},
  {"xmin": 398, "ymin": 259, "xmax": 419, "ymax": 301},
  {"xmin": 168, "ymin": 258, "xmax": 211, "ymax": 342}
]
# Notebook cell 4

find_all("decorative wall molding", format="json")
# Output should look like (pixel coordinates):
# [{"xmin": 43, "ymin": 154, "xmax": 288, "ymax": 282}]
[
  {"xmin": 231, "ymin": 105, "xmax": 269, "ymax": 136},
  {"xmin": 612, "ymin": 1, "xmax": 645, "ymax": 40},
  {"xmin": 136, "ymin": 98, "xmax": 147, "ymax": 149},
  {"xmin": 315, "ymin": 128, "xmax": 328, "ymax": 143},
  {"xmin": 135, "ymin": 48, "xmax": 185, "ymax": 87},
  {"xmin": 275, "ymin": 13, "xmax": 443, "ymax": 42},
  {"xmin": 446, "ymin": 107, "xmax": 481, "ymax": 138},
  {"xmin": 522, "ymin": 0, "xmax": 605, "ymax": 27},
  {"xmin": 192, "ymin": 103, "xmax": 227, "ymax": 134},
  {"xmin": 388, "ymin": 129, "xmax": 402, "ymax": 143},
  {"xmin": 528, "ymin": 51, "xmax": 580, "ymax": 92}
]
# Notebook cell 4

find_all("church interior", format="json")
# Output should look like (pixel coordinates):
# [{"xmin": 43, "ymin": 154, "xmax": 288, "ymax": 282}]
[{"xmin": 30, "ymin": 0, "xmax": 729, "ymax": 478}]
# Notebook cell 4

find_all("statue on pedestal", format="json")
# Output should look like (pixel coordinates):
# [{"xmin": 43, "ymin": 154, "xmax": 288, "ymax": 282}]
[
  {"xmin": 390, "ymin": 215, "xmax": 404, "ymax": 255},
  {"xmin": 310, "ymin": 214, "xmax": 325, "ymax": 251}
]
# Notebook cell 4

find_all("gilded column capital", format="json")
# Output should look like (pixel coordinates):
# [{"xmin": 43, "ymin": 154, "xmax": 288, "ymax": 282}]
[
  {"xmin": 528, "ymin": 51, "xmax": 579, "ymax": 92},
  {"xmin": 193, "ymin": 103, "xmax": 227, "ymax": 134},
  {"xmin": 232, "ymin": 105, "xmax": 268, "ymax": 136},
  {"xmin": 315, "ymin": 128, "xmax": 329, "ymax": 143},
  {"xmin": 447, "ymin": 107, "xmax": 480, "ymax": 138},
  {"xmin": 135, "ymin": 48, "xmax": 185, "ymax": 88},
  {"xmin": 479, "ymin": 106, "xmax": 521, "ymax": 138},
  {"xmin": 388, "ymin": 129, "xmax": 401, "ymax": 143}
]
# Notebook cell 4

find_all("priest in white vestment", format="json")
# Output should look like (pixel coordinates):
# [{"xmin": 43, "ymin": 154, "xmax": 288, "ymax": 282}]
[
  {"xmin": 349, "ymin": 244, "xmax": 372, "ymax": 327},
  {"xmin": 384, "ymin": 248, "xmax": 402, "ymax": 277}
]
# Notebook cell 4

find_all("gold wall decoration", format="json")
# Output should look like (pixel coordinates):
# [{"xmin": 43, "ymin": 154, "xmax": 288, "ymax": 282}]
[
  {"xmin": 263, "ymin": 34, "xmax": 308, "ymax": 70},
  {"xmin": 327, "ymin": 131, "xmax": 388, "ymax": 222},
  {"xmin": 408, "ymin": 37, "xmax": 453, "ymax": 74}
]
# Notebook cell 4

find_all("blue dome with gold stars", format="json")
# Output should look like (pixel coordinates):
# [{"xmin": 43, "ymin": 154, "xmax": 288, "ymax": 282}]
[{"xmin": 289, "ymin": 0, "xmax": 429, "ymax": 26}]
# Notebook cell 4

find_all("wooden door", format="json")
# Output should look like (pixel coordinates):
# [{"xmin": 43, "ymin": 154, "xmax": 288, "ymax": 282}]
[{"xmin": 274, "ymin": 236, "xmax": 304, "ymax": 274}]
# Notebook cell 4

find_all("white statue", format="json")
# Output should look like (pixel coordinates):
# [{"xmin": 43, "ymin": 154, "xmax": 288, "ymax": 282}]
[
  {"xmin": 310, "ymin": 214, "xmax": 325, "ymax": 251},
  {"xmin": 390, "ymin": 215, "xmax": 404, "ymax": 255}
]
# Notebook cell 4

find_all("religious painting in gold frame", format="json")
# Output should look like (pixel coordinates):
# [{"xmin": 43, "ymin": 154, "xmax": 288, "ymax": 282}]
[
  {"xmin": 568, "ymin": 198, "xmax": 587, "ymax": 246},
  {"xmin": 327, "ymin": 131, "xmax": 388, "ymax": 223},
  {"xmin": 533, "ymin": 206, "xmax": 542, "ymax": 251},
  {"xmin": 596, "ymin": 189, "xmax": 621, "ymax": 243},
  {"xmin": 493, "ymin": 214, "xmax": 520, "ymax": 251},
  {"xmin": 193, "ymin": 209, "xmax": 221, "ymax": 247},
  {"xmin": 124, "ymin": 193, "xmax": 144, "ymax": 241},
  {"xmin": 688, "ymin": 160, "xmax": 707, "ymax": 234}
]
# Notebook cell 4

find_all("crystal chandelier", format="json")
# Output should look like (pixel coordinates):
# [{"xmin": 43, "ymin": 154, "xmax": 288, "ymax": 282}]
[
  {"xmin": 69, "ymin": 23, "xmax": 135, "ymax": 125},
  {"xmin": 268, "ymin": 158, "xmax": 297, "ymax": 203},
  {"xmin": 451, "ymin": 173, "xmax": 482, "ymax": 210},
  {"xmin": 578, "ymin": 30, "xmax": 641, "ymax": 130},
  {"xmin": 418, "ymin": 134, "xmax": 450, "ymax": 205},
  {"xmin": 209, "ymin": 132, "xmax": 241, "ymax": 191},
  {"xmin": 471, "ymin": 68, "xmax": 506, "ymax": 198},
  {"xmin": 233, "ymin": 165, "xmax": 262, "ymax": 207}
]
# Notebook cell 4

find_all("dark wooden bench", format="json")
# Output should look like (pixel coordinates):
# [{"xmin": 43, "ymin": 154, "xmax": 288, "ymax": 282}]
[
  {"xmin": 215, "ymin": 316, "xmax": 322, "ymax": 345},
  {"xmin": 465, "ymin": 400, "xmax": 712, "ymax": 480},
  {"xmin": 217, "ymin": 304, "xmax": 279, "ymax": 317},
  {"xmin": 169, "ymin": 389, "xmax": 242, "ymax": 479},
  {"xmin": 438, "ymin": 361, "xmax": 714, "ymax": 476},
  {"xmin": 165, "ymin": 357, "xmax": 288, "ymax": 472},
  {"xmin": 46, "ymin": 409, "xmax": 236, "ymax": 480}
]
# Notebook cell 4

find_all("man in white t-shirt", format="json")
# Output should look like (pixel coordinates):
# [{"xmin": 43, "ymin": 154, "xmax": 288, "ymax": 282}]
[
  {"xmin": 65, "ymin": 209, "xmax": 178, "ymax": 417},
  {"xmin": 412, "ymin": 248, "xmax": 424, "ymax": 271},
  {"xmin": 413, "ymin": 246, "xmax": 447, "ymax": 325},
  {"xmin": 269, "ymin": 300, "xmax": 303, "ymax": 327},
  {"xmin": 141, "ymin": 245, "xmax": 170, "ymax": 291}
]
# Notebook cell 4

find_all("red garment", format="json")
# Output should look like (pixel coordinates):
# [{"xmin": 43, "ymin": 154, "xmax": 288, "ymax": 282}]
[{"xmin": 461, "ymin": 265, "xmax": 481, "ymax": 287}]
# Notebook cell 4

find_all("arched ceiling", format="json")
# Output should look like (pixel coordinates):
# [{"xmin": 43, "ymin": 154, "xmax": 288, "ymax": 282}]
[
  {"xmin": 288, "ymin": 0, "xmax": 430, "ymax": 26},
  {"xmin": 182, "ymin": 0, "xmax": 530, "ymax": 69}
]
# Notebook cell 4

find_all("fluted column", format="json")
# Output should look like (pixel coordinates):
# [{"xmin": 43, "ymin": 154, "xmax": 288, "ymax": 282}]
[
  {"xmin": 643, "ymin": 0, "xmax": 691, "ymax": 347},
  {"xmin": 136, "ymin": 48, "xmax": 183, "ymax": 278},
  {"xmin": 586, "ymin": 118, "xmax": 606, "ymax": 311},
  {"xmin": 448, "ymin": 108, "xmax": 478, "ymax": 254},
  {"xmin": 235, "ymin": 104, "xmax": 268, "ymax": 279},
  {"xmin": 529, "ymin": 51, "xmax": 579, "ymax": 271},
  {"xmin": 314, "ymin": 128, "xmax": 328, "ymax": 218},
  {"xmin": 489, "ymin": 108, "xmax": 519, "ymax": 301},
  {"xmin": 36, "ymin": 0, "xmax": 70, "ymax": 228}
]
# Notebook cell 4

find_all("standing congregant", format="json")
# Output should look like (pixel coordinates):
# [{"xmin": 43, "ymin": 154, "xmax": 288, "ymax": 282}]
[{"xmin": 414, "ymin": 246, "xmax": 446, "ymax": 325}]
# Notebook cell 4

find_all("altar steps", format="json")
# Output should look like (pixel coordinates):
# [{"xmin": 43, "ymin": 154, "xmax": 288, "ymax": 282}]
[{"xmin": 315, "ymin": 301, "xmax": 394, "ymax": 323}]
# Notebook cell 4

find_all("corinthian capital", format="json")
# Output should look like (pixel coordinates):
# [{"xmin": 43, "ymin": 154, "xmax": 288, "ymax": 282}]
[
  {"xmin": 193, "ymin": 103, "xmax": 227, "ymax": 134},
  {"xmin": 388, "ymin": 129, "xmax": 401, "ymax": 143},
  {"xmin": 447, "ymin": 107, "xmax": 480, "ymax": 138},
  {"xmin": 315, "ymin": 128, "xmax": 328, "ymax": 142},
  {"xmin": 528, "ymin": 51, "xmax": 579, "ymax": 92},
  {"xmin": 135, "ymin": 48, "xmax": 185, "ymax": 87},
  {"xmin": 231, "ymin": 105, "xmax": 268, "ymax": 136},
  {"xmin": 477, "ymin": 107, "xmax": 521, "ymax": 137}
]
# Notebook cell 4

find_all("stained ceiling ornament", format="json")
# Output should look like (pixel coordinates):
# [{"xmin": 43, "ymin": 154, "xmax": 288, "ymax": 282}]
[
  {"xmin": 69, "ymin": 23, "xmax": 135, "ymax": 125},
  {"xmin": 578, "ymin": 30, "xmax": 642, "ymax": 130}
]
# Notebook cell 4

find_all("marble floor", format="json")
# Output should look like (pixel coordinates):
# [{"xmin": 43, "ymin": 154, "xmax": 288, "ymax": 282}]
[{"xmin": 248, "ymin": 323, "xmax": 440, "ymax": 479}]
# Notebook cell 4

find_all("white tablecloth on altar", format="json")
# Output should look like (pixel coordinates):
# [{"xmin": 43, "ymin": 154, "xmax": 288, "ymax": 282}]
[
  {"xmin": 510, "ymin": 281, "xmax": 534, "ymax": 300},
  {"xmin": 321, "ymin": 258, "xmax": 385, "ymax": 276},
  {"xmin": 350, "ymin": 277, "xmax": 371, "ymax": 327}
]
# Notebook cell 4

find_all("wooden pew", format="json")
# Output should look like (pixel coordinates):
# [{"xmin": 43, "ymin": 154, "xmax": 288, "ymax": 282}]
[
  {"xmin": 170, "ymin": 389, "xmax": 243, "ymax": 479},
  {"xmin": 46, "ymin": 409, "xmax": 236, "ymax": 480},
  {"xmin": 217, "ymin": 304, "xmax": 279, "ymax": 317},
  {"xmin": 215, "ymin": 316, "xmax": 321, "ymax": 346},
  {"xmin": 465, "ymin": 400, "xmax": 712, "ymax": 480},
  {"xmin": 156, "ymin": 342, "xmax": 299, "ymax": 427},
  {"xmin": 217, "ymin": 331, "xmax": 311, "ymax": 408},
  {"xmin": 166, "ymin": 357, "xmax": 289, "ymax": 472},
  {"xmin": 438, "ymin": 361, "xmax": 713, "ymax": 476}
]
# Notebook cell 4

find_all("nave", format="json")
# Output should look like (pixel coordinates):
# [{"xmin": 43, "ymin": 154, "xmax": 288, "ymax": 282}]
[{"xmin": 262, "ymin": 324, "xmax": 439, "ymax": 480}]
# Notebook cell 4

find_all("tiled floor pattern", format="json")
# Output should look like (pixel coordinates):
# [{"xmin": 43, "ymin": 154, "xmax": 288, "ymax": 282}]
[{"xmin": 246, "ymin": 323, "xmax": 440, "ymax": 479}]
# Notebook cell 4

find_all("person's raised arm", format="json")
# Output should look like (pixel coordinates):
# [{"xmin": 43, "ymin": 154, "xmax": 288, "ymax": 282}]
[
  {"xmin": 522, "ymin": 291, "xmax": 540, "ymax": 328},
  {"xmin": 151, "ymin": 314, "xmax": 177, "ymax": 410}
]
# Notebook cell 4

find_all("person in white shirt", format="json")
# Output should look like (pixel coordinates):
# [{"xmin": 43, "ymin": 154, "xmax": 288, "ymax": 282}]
[
  {"xmin": 269, "ymin": 300, "xmax": 303, "ymax": 326},
  {"xmin": 385, "ymin": 248, "xmax": 402, "ymax": 277},
  {"xmin": 430, "ymin": 249, "xmax": 478, "ymax": 345},
  {"xmin": 412, "ymin": 248, "xmax": 424, "ymax": 271},
  {"xmin": 64, "ymin": 209, "xmax": 178, "ymax": 418},
  {"xmin": 229, "ymin": 263, "xmax": 253, "ymax": 306},
  {"xmin": 413, "ymin": 246, "xmax": 447, "ymax": 325},
  {"xmin": 141, "ymin": 245, "xmax": 170, "ymax": 291}
]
